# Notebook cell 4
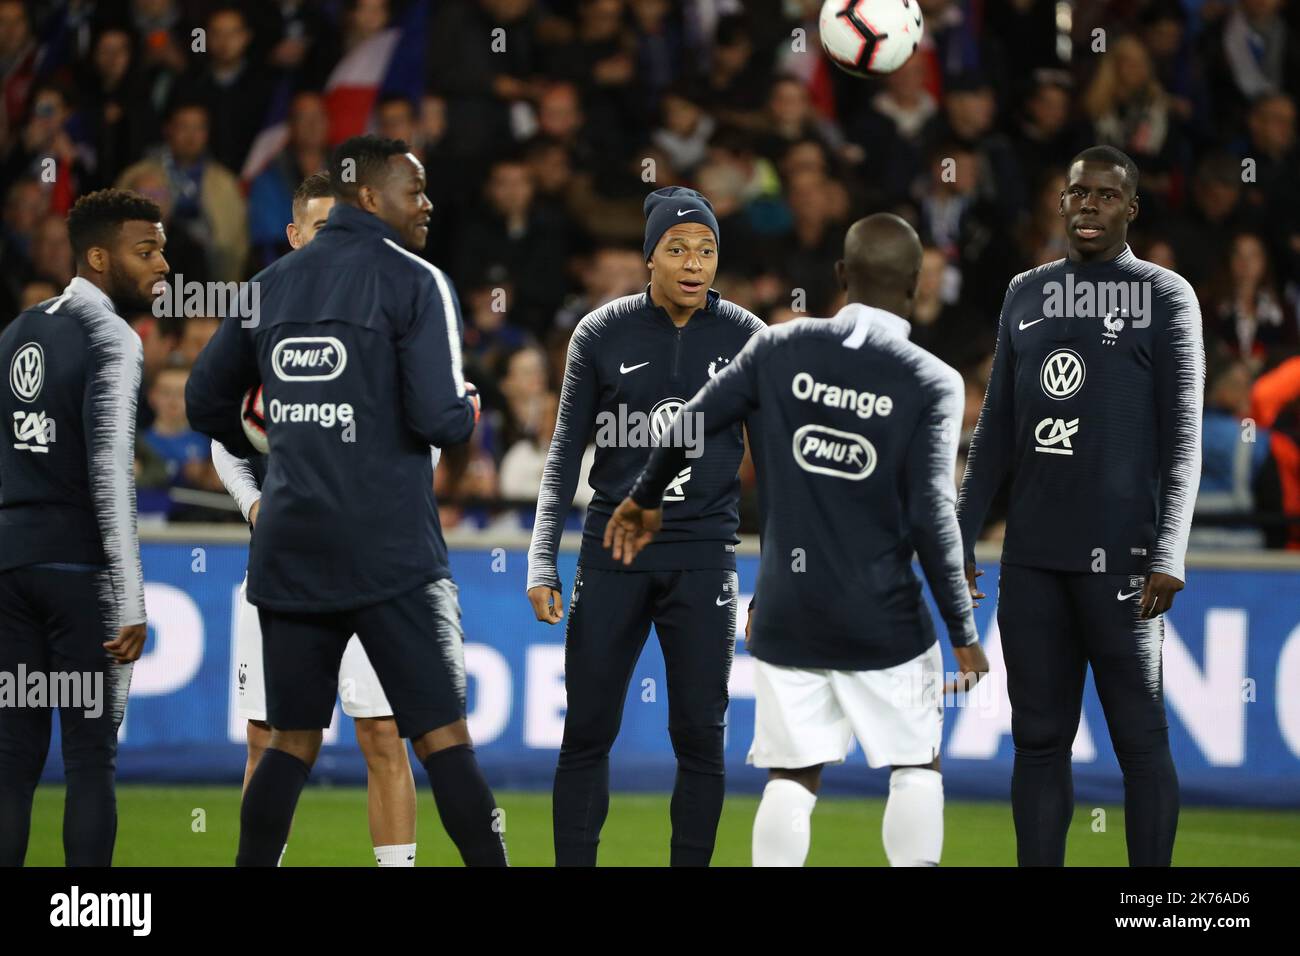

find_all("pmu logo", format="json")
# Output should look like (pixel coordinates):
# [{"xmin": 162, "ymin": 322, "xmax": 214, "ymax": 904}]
[
  {"xmin": 9, "ymin": 342, "xmax": 43, "ymax": 402},
  {"xmin": 272, "ymin": 337, "xmax": 347, "ymax": 381},
  {"xmin": 792, "ymin": 423, "xmax": 877, "ymax": 480},
  {"xmin": 1040, "ymin": 349, "xmax": 1085, "ymax": 400},
  {"xmin": 1034, "ymin": 417, "xmax": 1079, "ymax": 455}
]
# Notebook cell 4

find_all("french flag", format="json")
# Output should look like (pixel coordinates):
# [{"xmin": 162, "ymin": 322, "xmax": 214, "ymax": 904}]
[{"xmin": 241, "ymin": 1, "xmax": 427, "ymax": 182}]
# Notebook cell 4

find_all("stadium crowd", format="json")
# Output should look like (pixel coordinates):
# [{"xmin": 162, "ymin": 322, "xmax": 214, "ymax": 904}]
[{"xmin": 0, "ymin": 0, "xmax": 1297, "ymax": 544}]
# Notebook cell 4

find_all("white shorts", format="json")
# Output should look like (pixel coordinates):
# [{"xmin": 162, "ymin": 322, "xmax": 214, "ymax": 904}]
[
  {"xmin": 747, "ymin": 643, "xmax": 944, "ymax": 770},
  {"xmin": 234, "ymin": 576, "xmax": 394, "ymax": 722}
]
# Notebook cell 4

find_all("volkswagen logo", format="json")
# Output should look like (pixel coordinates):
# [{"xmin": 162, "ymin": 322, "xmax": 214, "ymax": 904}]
[
  {"xmin": 10, "ymin": 342, "xmax": 44, "ymax": 402},
  {"xmin": 1040, "ymin": 348, "xmax": 1085, "ymax": 400},
  {"xmin": 649, "ymin": 397, "xmax": 686, "ymax": 441}
]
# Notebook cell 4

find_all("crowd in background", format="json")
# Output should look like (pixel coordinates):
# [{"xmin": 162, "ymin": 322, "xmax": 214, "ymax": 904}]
[{"xmin": 1, "ymin": 0, "xmax": 1298, "ymax": 545}]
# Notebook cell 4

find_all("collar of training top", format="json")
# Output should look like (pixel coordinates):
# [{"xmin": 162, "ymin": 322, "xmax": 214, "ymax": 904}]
[
  {"xmin": 837, "ymin": 302, "xmax": 912, "ymax": 346},
  {"xmin": 65, "ymin": 275, "xmax": 117, "ymax": 315},
  {"xmin": 642, "ymin": 282, "xmax": 720, "ymax": 324},
  {"xmin": 322, "ymin": 200, "xmax": 410, "ymax": 248}
]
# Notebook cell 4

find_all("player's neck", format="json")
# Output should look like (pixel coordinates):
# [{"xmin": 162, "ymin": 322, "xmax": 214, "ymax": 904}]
[
  {"xmin": 649, "ymin": 284, "xmax": 697, "ymax": 327},
  {"xmin": 1067, "ymin": 240, "xmax": 1128, "ymax": 266},
  {"xmin": 848, "ymin": 289, "xmax": 909, "ymax": 320}
]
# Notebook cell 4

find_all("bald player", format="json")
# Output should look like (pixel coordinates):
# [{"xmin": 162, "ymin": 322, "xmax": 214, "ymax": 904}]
[{"xmin": 605, "ymin": 214, "xmax": 989, "ymax": 866}]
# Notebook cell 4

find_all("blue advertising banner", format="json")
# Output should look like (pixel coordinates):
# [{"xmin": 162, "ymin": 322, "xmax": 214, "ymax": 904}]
[{"xmin": 42, "ymin": 543, "xmax": 1300, "ymax": 807}]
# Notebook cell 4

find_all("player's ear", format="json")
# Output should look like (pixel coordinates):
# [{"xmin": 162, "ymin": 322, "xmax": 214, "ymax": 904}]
[
  {"xmin": 1127, "ymin": 193, "xmax": 1139, "ymax": 222},
  {"xmin": 834, "ymin": 258, "xmax": 846, "ymax": 290},
  {"xmin": 286, "ymin": 222, "xmax": 301, "ymax": 249},
  {"xmin": 85, "ymin": 245, "xmax": 108, "ymax": 275}
]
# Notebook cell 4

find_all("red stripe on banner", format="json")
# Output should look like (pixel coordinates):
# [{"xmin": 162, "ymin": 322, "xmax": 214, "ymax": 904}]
[{"xmin": 325, "ymin": 86, "xmax": 379, "ymax": 145}]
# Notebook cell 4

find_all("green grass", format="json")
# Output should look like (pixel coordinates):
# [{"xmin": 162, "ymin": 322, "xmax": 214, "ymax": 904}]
[{"xmin": 24, "ymin": 785, "xmax": 1300, "ymax": 866}]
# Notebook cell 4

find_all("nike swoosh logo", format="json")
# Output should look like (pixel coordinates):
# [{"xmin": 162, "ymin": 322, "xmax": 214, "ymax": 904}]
[
  {"xmin": 676, "ymin": 209, "xmax": 693, "ymax": 216},
  {"xmin": 1018, "ymin": 317, "xmax": 1046, "ymax": 330},
  {"xmin": 1116, "ymin": 590, "xmax": 1141, "ymax": 601},
  {"xmin": 716, "ymin": 595, "xmax": 735, "ymax": 606},
  {"xmin": 620, "ymin": 361, "xmax": 650, "ymax": 373}
]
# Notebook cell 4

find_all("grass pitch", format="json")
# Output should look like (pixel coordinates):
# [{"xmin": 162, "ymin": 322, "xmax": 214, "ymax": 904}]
[{"xmin": 24, "ymin": 785, "xmax": 1300, "ymax": 866}]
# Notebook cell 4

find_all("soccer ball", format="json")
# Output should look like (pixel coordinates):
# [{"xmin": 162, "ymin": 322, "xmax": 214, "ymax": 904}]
[
  {"xmin": 241, "ymin": 384, "xmax": 269, "ymax": 454},
  {"xmin": 819, "ymin": 0, "xmax": 924, "ymax": 77}
]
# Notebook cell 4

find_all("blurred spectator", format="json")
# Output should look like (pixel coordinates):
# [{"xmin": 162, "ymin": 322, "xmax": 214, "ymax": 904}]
[
  {"xmin": 1235, "ymin": 92, "xmax": 1299, "ymax": 230},
  {"xmin": 18, "ymin": 278, "xmax": 56, "ymax": 309},
  {"xmin": 247, "ymin": 90, "xmax": 328, "ymax": 264},
  {"xmin": 1205, "ymin": 231, "xmax": 1297, "ymax": 360},
  {"xmin": 1011, "ymin": 70, "xmax": 1093, "ymax": 188},
  {"xmin": 343, "ymin": 0, "xmax": 390, "ymax": 54},
  {"xmin": 778, "ymin": 169, "xmax": 843, "ymax": 316},
  {"xmin": 27, "ymin": 213, "xmax": 74, "ymax": 287},
  {"xmin": 131, "ymin": 0, "xmax": 198, "ymax": 118},
  {"xmin": 701, "ymin": 13, "xmax": 767, "ymax": 125},
  {"xmin": 652, "ymin": 84, "xmax": 714, "ymax": 176},
  {"xmin": 0, "ymin": 177, "xmax": 44, "ymax": 317},
  {"xmin": 462, "ymin": 283, "xmax": 530, "ymax": 382},
  {"xmin": 0, "ymin": 0, "xmax": 37, "ymax": 154},
  {"xmin": 120, "ymin": 100, "xmax": 248, "ymax": 282},
  {"xmin": 921, "ymin": 69, "xmax": 1026, "ymax": 221},
  {"xmin": 1082, "ymin": 34, "xmax": 1187, "ymax": 204},
  {"xmin": 178, "ymin": 315, "xmax": 219, "ymax": 366},
  {"xmin": 171, "ymin": 5, "xmax": 270, "ymax": 175},
  {"xmin": 554, "ymin": 245, "xmax": 647, "ymax": 329},
  {"xmin": 909, "ymin": 245, "xmax": 987, "ymax": 369},
  {"xmin": 494, "ymin": 344, "xmax": 553, "ymax": 455},
  {"xmin": 80, "ymin": 26, "xmax": 161, "ymax": 190},
  {"xmin": 1194, "ymin": 350, "xmax": 1274, "ymax": 547},
  {"xmin": 141, "ymin": 364, "xmax": 225, "ymax": 517},
  {"xmin": 1166, "ymin": 151, "xmax": 1255, "ymax": 293},
  {"xmin": 259, "ymin": 0, "xmax": 342, "ymax": 89},
  {"xmin": 0, "ymin": 81, "xmax": 94, "ymax": 213},
  {"xmin": 1017, "ymin": 168, "xmax": 1071, "ymax": 268},
  {"xmin": 454, "ymin": 156, "xmax": 572, "ymax": 336},
  {"xmin": 1204, "ymin": 0, "xmax": 1300, "ymax": 121},
  {"xmin": 127, "ymin": 312, "xmax": 182, "ymax": 430},
  {"xmin": 498, "ymin": 390, "xmax": 597, "ymax": 511},
  {"xmin": 756, "ymin": 74, "xmax": 851, "ymax": 165}
]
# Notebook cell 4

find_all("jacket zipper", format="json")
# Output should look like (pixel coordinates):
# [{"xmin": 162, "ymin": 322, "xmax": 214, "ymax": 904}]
[{"xmin": 671, "ymin": 327, "xmax": 683, "ymax": 381}]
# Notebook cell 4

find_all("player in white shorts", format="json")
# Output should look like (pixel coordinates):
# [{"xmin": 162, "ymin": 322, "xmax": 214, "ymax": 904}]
[
  {"xmin": 604, "ymin": 214, "xmax": 991, "ymax": 866},
  {"xmin": 213, "ymin": 173, "xmax": 418, "ymax": 867}
]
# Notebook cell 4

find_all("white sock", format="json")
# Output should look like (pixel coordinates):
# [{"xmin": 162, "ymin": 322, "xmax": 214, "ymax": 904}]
[
  {"xmin": 374, "ymin": 843, "xmax": 417, "ymax": 867},
  {"xmin": 752, "ymin": 778, "xmax": 817, "ymax": 866},
  {"xmin": 882, "ymin": 767, "xmax": 943, "ymax": 866},
  {"xmin": 277, "ymin": 843, "xmax": 288, "ymax": 867}
]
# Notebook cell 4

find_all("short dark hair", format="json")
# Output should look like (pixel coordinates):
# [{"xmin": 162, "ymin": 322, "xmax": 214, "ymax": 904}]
[
  {"xmin": 292, "ymin": 171, "xmax": 332, "ymax": 222},
  {"xmin": 1070, "ymin": 145, "xmax": 1140, "ymax": 197},
  {"xmin": 67, "ymin": 189, "xmax": 162, "ymax": 260},
  {"xmin": 329, "ymin": 135, "xmax": 410, "ymax": 201}
]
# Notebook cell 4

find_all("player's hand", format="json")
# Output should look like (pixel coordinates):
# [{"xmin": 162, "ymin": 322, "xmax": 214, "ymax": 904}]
[
  {"xmin": 248, "ymin": 500, "xmax": 260, "ymax": 528},
  {"xmin": 945, "ymin": 642, "xmax": 990, "ymax": 696},
  {"xmin": 744, "ymin": 604, "xmax": 753, "ymax": 643},
  {"xmin": 603, "ymin": 496, "xmax": 662, "ymax": 565},
  {"xmin": 104, "ymin": 623, "xmax": 147, "ymax": 663},
  {"xmin": 965, "ymin": 561, "xmax": 986, "ymax": 608},
  {"xmin": 1140, "ymin": 572, "xmax": 1183, "ymax": 619},
  {"xmin": 465, "ymin": 380, "xmax": 481, "ymax": 425},
  {"xmin": 527, "ymin": 585, "xmax": 564, "ymax": 624}
]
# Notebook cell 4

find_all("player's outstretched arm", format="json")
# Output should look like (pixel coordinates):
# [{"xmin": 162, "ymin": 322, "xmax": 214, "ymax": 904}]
[
  {"xmin": 905, "ymin": 369, "xmax": 980, "ymax": 657},
  {"xmin": 525, "ymin": 319, "xmax": 601, "ymax": 613},
  {"xmin": 83, "ymin": 318, "xmax": 147, "ymax": 653},
  {"xmin": 1147, "ymin": 274, "xmax": 1205, "ymax": 617}
]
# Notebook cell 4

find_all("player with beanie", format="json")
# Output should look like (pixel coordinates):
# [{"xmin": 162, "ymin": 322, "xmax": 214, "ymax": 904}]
[{"xmin": 526, "ymin": 186, "xmax": 765, "ymax": 866}]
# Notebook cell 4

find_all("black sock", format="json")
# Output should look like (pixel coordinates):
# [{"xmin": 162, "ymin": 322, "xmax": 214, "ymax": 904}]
[
  {"xmin": 552, "ymin": 758, "xmax": 610, "ymax": 866},
  {"xmin": 423, "ymin": 745, "xmax": 507, "ymax": 867},
  {"xmin": 669, "ymin": 767, "xmax": 725, "ymax": 867},
  {"xmin": 1011, "ymin": 752, "xmax": 1074, "ymax": 866},
  {"xmin": 237, "ymin": 748, "xmax": 310, "ymax": 866},
  {"xmin": 63, "ymin": 767, "xmax": 117, "ymax": 866}
]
